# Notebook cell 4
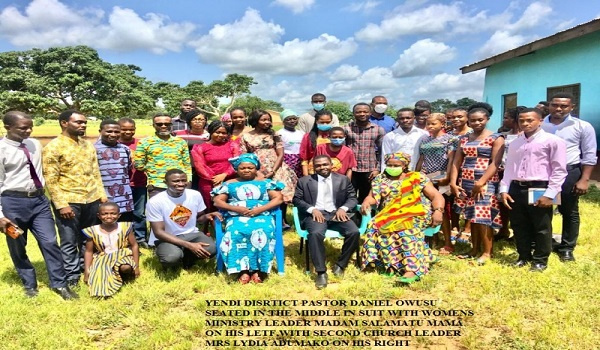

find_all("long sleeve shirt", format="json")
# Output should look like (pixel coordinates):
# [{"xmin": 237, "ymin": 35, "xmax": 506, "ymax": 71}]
[
  {"xmin": 343, "ymin": 122, "xmax": 385, "ymax": 173},
  {"xmin": 0, "ymin": 137, "xmax": 46, "ymax": 217},
  {"xmin": 499, "ymin": 128, "xmax": 567, "ymax": 199},
  {"xmin": 134, "ymin": 135, "xmax": 192, "ymax": 187},
  {"xmin": 380, "ymin": 126, "xmax": 428, "ymax": 171},
  {"xmin": 42, "ymin": 135, "xmax": 107, "ymax": 209},
  {"xmin": 541, "ymin": 114, "xmax": 597, "ymax": 166}
]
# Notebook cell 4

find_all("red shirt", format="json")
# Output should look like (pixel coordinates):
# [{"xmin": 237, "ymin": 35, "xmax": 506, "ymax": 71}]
[
  {"xmin": 120, "ymin": 138, "xmax": 147, "ymax": 187},
  {"xmin": 314, "ymin": 143, "xmax": 357, "ymax": 176}
]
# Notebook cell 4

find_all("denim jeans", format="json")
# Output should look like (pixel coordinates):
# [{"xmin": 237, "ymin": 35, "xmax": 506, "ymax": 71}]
[{"xmin": 131, "ymin": 186, "xmax": 148, "ymax": 242}]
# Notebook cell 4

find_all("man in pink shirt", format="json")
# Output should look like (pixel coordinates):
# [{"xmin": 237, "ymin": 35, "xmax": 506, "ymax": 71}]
[
  {"xmin": 118, "ymin": 118, "xmax": 149, "ymax": 249},
  {"xmin": 500, "ymin": 108, "xmax": 567, "ymax": 272}
]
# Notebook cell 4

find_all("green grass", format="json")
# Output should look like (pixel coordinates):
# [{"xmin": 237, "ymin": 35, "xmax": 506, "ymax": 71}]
[{"xmin": 1, "ymin": 187, "xmax": 599, "ymax": 349}]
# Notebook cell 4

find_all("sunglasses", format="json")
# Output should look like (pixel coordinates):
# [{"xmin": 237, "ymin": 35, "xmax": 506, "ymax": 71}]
[{"xmin": 155, "ymin": 123, "xmax": 172, "ymax": 127}]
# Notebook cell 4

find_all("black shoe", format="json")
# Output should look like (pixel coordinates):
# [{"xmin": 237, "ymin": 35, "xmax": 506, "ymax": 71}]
[
  {"xmin": 558, "ymin": 251, "xmax": 575, "ymax": 262},
  {"xmin": 52, "ymin": 286, "xmax": 79, "ymax": 300},
  {"xmin": 530, "ymin": 263, "xmax": 547, "ymax": 272},
  {"xmin": 332, "ymin": 264, "xmax": 345, "ymax": 278},
  {"xmin": 512, "ymin": 260, "xmax": 530, "ymax": 268},
  {"xmin": 138, "ymin": 241, "xmax": 150, "ymax": 249},
  {"xmin": 67, "ymin": 279, "xmax": 79, "ymax": 288},
  {"xmin": 24, "ymin": 288, "xmax": 39, "ymax": 298},
  {"xmin": 315, "ymin": 273, "xmax": 328, "ymax": 289}
]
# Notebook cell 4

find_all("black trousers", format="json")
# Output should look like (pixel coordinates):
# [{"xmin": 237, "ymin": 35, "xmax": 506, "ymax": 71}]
[
  {"xmin": 303, "ymin": 210, "xmax": 359, "ymax": 273},
  {"xmin": 556, "ymin": 166, "xmax": 581, "ymax": 252},
  {"xmin": 351, "ymin": 171, "xmax": 372, "ymax": 204},
  {"xmin": 508, "ymin": 184, "xmax": 553, "ymax": 264}
]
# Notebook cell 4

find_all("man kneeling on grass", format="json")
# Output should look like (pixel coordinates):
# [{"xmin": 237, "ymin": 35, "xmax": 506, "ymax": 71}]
[{"xmin": 146, "ymin": 169, "xmax": 220, "ymax": 269}]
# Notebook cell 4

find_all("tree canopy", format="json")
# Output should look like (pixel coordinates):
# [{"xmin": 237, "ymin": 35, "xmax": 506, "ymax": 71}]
[
  {"xmin": 0, "ymin": 46, "xmax": 156, "ymax": 118},
  {"xmin": 430, "ymin": 97, "xmax": 478, "ymax": 113}
]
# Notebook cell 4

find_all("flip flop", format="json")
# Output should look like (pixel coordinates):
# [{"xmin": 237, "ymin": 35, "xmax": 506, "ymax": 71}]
[
  {"xmin": 456, "ymin": 253, "xmax": 476, "ymax": 260},
  {"xmin": 439, "ymin": 246, "xmax": 454, "ymax": 255}
]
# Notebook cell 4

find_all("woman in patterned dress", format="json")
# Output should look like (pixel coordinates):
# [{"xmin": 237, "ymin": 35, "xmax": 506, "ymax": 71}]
[
  {"xmin": 240, "ymin": 110, "xmax": 298, "ymax": 203},
  {"xmin": 212, "ymin": 153, "xmax": 284, "ymax": 284},
  {"xmin": 360, "ymin": 152, "xmax": 444, "ymax": 284},
  {"xmin": 416, "ymin": 113, "xmax": 456, "ymax": 254},
  {"xmin": 450, "ymin": 103, "xmax": 505, "ymax": 265},
  {"xmin": 83, "ymin": 202, "xmax": 140, "ymax": 297}
]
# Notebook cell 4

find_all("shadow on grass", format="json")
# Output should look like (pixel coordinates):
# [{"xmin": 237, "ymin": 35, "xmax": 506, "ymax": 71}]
[
  {"xmin": 581, "ymin": 184, "xmax": 600, "ymax": 205},
  {"xmin": 0, "ymin": 260, "xmax": 52, "ymax": 287}
]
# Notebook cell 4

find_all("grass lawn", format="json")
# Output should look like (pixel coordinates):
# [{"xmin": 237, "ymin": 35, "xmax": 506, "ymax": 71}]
[{"xmin": 0, "ymin": 187, "xmax": 599, "ymax": 349}]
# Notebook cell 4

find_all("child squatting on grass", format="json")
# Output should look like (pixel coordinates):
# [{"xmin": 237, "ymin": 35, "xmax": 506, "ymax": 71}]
[{"xmin": 83, "ymin": 202, "xmax": 140, "ymax": 297}]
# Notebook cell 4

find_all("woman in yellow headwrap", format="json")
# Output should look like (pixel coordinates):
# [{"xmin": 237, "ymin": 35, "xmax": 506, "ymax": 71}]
[{"xmin": 360, "ymin": 152, "xmax": 444, "ymax": 284}]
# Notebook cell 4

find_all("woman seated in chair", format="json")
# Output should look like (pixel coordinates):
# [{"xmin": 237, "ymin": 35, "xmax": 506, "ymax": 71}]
[
  {"xmin": 212, "ymin": 153, "xmax": 284, "ymax": 284},
  {"xmin": 360, "ymin": 152, "xmax": 444, "ymax": 284}
]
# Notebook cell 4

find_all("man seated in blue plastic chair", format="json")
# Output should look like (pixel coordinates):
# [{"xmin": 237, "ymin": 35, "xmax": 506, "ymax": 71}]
[{"xmin": 293, "ymin": 155, "xmax": 359, "ymax": 289}]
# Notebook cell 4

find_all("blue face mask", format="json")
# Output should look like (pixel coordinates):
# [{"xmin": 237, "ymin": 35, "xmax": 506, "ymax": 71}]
[
  {"xmin": 330, "ymin": 138, "xmax": 345, "ymax": 146},
  {"xmin": 312, "ymin": 103, "xmax": 325, "ymax": 111},
  {"xmin": 317, "ymin": 124, "xmax": 332, "ymax": 131}
]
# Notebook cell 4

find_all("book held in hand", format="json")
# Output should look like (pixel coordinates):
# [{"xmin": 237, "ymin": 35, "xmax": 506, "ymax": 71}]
[{"xmin": 528, "ymin": 188, "xmax": 561, "ymax": 205}]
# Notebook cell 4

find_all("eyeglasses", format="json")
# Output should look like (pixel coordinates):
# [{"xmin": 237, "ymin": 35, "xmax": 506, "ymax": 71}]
[{"xmin": 155, "ymin": 123, "xmax": 172, "ymax": 127}]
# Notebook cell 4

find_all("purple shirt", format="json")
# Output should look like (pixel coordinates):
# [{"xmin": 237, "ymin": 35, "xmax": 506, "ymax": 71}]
[{"xmin": 499, "ymin": 128, "xmax": 567, "ymax": 199}]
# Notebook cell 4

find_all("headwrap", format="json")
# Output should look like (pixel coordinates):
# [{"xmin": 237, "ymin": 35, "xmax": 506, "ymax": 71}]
[
  {"xmin": 280, "ymin": 109, "xmax": 297, "ymax": 120},
  {"xmin": 229, "ymin": 153, "xmax": 261, "ymax": 171},
  {"xmin": 384, "ymin": 152, "xmax": 411, "ymax": 166},
  {"xmin": 221, "ymin": 113, "xmax": 231, "ymax": 122}
]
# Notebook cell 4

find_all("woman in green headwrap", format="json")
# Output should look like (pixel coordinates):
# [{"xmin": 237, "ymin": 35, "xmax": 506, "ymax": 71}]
[
  {"xmin": 360, "ymin": 152, "xmax": 444, "ymax": 284},
  {"xmin": 212, "ymin": 153, "xmax": 284, "ymax": 284}
]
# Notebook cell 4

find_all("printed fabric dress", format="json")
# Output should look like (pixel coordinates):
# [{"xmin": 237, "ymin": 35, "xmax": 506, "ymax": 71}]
[
  {"xmin": 82, "ymin": 222, "xmax": 136, "ymax": 297},
  {"xmin": 453, "ymin": 133, "xmax": 503, "ymax": 229},
  {"xmin": 361, "ymin": 172, "xmax": 436, "ymax": 277},
  {"xmin": 212, "ymin": 179, "xmax": 284, "ymax": 274},
  {"xmin": 240, "ymin": 132, "xmax": 298, "ymax": 202}
]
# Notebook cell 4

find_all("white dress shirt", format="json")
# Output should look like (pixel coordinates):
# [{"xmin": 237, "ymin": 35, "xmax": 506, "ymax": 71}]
[
  {"xmin": 541, "ymin": 114, "xmax": 597, "ymax": 166},
  {"xmin": 0, "ymin": 137, "xmax": 46, "ymax": 218},
  {"xmin": 380, "ymin": 126, "xmax": 428, "ymax": 171},
  {"xmin": 307, "ymin": 175, "xmax": 349, "ymax": 214}
]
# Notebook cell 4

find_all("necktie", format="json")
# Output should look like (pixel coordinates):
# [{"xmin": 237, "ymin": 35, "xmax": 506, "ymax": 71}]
[
  {"xmin": 322, "ymin": 177, "xmax": 335, "ymax": 212},
  {"xmin": 19, "ymin": 143, "xmax": 43, "ymax": 189}
]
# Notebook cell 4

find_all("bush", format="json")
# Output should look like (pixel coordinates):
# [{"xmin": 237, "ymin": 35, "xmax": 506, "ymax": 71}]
[{"xmin": 34, "ymin": 117, "xmax": 45, "ymax": 126}]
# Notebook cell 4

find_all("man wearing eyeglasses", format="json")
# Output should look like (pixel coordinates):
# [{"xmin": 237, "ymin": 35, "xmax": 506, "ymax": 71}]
[{"xmin": 134, "ymin": 113, "xmax": 192, "ymax": 198}]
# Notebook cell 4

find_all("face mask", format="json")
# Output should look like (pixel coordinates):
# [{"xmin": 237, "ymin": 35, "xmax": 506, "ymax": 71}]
[
  {"xmin": 317, "ymin": 124, "xmax": 332, "ymax": 131},
  {"xmin": 312, "ymin": 103, "xmax": 325, "ymax": 111},
  {"xmin": 385, "ymin": 167, "xmax": 403, "ymax": 177},
  {"xmin": 330, "ymin": 138, "xmax": 345, "ymax": 146},
  {"xmin": 374, "ymin": 104, "xmax": 387, "ymax": 114}
]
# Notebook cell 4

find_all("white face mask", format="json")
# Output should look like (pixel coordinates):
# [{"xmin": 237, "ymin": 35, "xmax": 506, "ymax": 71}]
[{"xmin": 374, "ymin": 104, "xmax": 387, "ymax": 114}]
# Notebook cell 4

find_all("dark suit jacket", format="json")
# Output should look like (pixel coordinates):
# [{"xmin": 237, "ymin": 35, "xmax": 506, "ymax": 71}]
[{"xmin": 293, "ymin": 173, "xmax": 358, "ymax": 223}]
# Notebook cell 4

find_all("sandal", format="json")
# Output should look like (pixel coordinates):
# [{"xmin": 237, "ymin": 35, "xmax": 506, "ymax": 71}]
[
  {"xmin": 250, "ymin": 272, "xmax": 263, "ymax": 284},
  {"xmin": 238, "ymin": 272, "xmax": 251, "ymax": 284},
  {"xmin": 457, "ymin": 231, "xmax": 472, "ymax": 244},
  {"xmin": 439, "ymin": 246, "xmax": 454, "ymax": 255},
  {"xmin": 456, "ymin": 253, "xmax": 476, "ymax": 260}
]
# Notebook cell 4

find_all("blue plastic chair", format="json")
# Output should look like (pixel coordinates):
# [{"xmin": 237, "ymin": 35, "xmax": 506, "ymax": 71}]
[
  {"xmin": 292, "ymin": 205, "xmax": 371, "ymax": 274},
  {"xmin": 214, "ymin": 208, "xmax": 285, "ymax": 275}
]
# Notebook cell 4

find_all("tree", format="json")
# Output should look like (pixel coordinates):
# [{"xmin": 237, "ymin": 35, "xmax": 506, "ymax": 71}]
[
  {"xmin": 154, "ymin": 73, "xmax": 256, "ymax": 117},
  {"xmin": 0, "ymin": 46, "xmax": 156, "ymax": 118},
  {"xmin": 231, "ymin": 95, "xmax": 283, "ymax": 114},
  {"xmin": 430, "ymin": 99, "xmax": 454, "ymax": 113},
  {"xmin": 455, "ymin": 97, "xmax": 478, "ymax": 109},
  {"xmin": 325, "ymin": 101, "xmax": 353, "ymax": 123}
]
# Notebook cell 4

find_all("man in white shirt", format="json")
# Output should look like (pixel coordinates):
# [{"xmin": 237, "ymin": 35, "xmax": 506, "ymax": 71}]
[
  {"xmin": 541, "ymin": 92, "xmax": 597, "ymax": 262},
  {"xmin": 0, "ymin": 111, "xmax": 77, "ymax": 299},
  {"xmin": 297, "ymin": 93, "xmax": 340, "ymax": 133},
  {"xmin": 146, "ymin": 169, "xmax": 220, "ymax": 269},
  {"xmin": 293, "ymin": 155, "xmax": 359, "ymax": 289},
  {"xmin": 381, "ymin": 108, "xmax": 428, "ymax": 171}
]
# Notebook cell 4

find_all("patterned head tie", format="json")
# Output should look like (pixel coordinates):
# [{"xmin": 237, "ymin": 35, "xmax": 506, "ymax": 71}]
[
  {"xmin": 221, "ymin": 113, "xmax": 231, "ymax": 121},
  {"xmin": 384, "ymin": 152, "xmax": 411, "ymax": 166},
  {"xmin": 229, "ymin": 153, "xmax": 261, "ymax": 171}
]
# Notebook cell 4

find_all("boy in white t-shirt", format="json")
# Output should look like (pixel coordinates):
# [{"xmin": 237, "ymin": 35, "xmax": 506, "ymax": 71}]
[{"xmin": 146, "ymin": 169, "xmax": 221, "ymax": 269}]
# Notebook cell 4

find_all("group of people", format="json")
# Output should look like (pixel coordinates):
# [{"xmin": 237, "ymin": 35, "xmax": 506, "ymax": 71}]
[{"xmin": 0, "ymin": 91, "xmax": 596, "ymax": 296}]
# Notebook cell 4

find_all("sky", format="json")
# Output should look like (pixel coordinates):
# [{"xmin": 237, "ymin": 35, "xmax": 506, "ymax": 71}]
[{"xmin": 0, "ymin": 0, "xmax": 599, "ymax": 113}]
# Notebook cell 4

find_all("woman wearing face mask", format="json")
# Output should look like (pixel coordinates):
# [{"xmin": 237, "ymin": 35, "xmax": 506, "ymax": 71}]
[
  {"xmin": 314, "ymin": 127, "xmax": 356, "ymax": 179},
  {"xmin": 449, "ymin": 103, "xmax": 505, "ymax": 265},
  {"xmin": 360, "ymin": 152, "xmax": 444, "ymax": 284},
  {"xmin": 299, "ymin": 110, "xmax": 333, "ymax": 176}
]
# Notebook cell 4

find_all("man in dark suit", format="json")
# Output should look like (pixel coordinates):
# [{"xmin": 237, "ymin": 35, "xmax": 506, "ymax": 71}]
[{"xmin": 293, "ymin": 155, "xmax": 360, "ymax": 289}]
